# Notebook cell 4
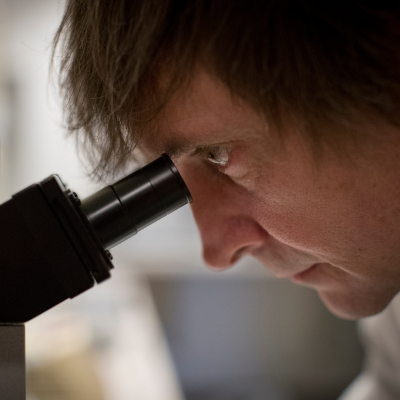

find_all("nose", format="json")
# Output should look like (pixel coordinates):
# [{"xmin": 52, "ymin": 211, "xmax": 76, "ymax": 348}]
[{"xmin": 181, "ymin": 164, "xmax": 268, "ymax": 270}]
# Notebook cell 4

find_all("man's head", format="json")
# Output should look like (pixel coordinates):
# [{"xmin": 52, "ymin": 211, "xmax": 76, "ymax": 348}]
[{"xmin": 54, "ymin": 1, "xmax": 400, "ymax": 319}]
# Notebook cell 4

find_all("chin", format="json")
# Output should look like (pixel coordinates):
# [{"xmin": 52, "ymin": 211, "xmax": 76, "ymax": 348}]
[{"xmin": 318, "ymin": 288, "xmax": 396, "ymax": 320}]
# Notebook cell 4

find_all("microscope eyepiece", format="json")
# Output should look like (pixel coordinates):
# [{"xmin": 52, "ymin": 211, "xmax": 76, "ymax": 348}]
[{"xmin": 80, "ymin": 154, "xmax": 192, "ymax": 249}]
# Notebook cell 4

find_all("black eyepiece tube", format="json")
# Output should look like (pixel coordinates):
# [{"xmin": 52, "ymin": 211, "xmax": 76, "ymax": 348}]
[{"xmin": 80, "ymin": 154, "xmax": 192, "ymax": 250}]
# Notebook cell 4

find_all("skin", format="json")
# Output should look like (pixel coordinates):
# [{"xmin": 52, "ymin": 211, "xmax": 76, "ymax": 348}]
[{"xmin": 141, "ymin": 71, "xmax": 400, "ymax": 320}]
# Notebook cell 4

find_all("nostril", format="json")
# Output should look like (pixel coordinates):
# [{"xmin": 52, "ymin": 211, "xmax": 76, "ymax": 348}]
[
  {"xmin": 230, "ymin": 246, "xmax": 251, "ymax": 266},
  {"xmin": 230, "ymin": 252, "xmax": 243, "ymax": 265}
]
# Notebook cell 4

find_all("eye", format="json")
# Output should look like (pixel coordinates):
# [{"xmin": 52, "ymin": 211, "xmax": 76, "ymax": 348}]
[{"xmin": 196, "ymin": 146, "xmax": 230, "ymax": 167}]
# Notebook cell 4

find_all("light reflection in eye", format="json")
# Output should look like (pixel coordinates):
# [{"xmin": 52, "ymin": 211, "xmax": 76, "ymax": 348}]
[{"xmin": 194, "ymin": 146, "xmax": 230, "ymax": 167}]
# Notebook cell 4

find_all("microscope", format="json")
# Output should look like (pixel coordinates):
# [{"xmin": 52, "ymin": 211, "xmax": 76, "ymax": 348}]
[{"xmin": 0, "ymin": 154, "xmax": 192, "ymax": 398}]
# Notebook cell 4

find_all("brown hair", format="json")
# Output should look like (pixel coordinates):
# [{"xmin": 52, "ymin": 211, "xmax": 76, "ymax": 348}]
[{"xmin": 53, "ymin": 0, "xmax": 400, "ymax": 178}]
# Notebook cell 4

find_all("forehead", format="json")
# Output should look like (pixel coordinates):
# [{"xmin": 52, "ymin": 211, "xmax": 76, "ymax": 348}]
[{"xmin": 142, "ymin": 71, "xmax": 269, "ymax": 157}]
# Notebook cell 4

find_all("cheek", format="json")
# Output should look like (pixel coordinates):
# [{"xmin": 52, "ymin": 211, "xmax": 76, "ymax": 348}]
[
  {"xmin": 255, "ymin": 202, "xmax": 321, "ymax": 252},
  {"xmin": 251, "ymin": 167, "xmax": 398, "ymax": 277},
  {"xmin": 250, "ymin": 175, "xmax": 360, "ymax": 260}
]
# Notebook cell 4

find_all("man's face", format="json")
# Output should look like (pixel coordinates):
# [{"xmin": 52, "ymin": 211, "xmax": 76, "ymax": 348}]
[{"xmin": 142, "ymin": 71, "xmax": 400, "ymax": 319}]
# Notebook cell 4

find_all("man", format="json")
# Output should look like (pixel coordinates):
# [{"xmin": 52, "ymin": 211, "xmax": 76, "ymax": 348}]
[{"xmin": 54, "ymin": 1, "xmax": 400, "ymax": 398}]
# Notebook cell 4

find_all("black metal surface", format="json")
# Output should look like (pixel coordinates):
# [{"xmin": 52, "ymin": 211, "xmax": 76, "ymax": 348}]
[
  {"xmin": 81, "ymin": 154, "xmax": 192, "ymax": 249},
  {"xmin": 0, "ymin": 154, "xmax": 192, "ymax": 323},
  {"xmin": 0, "ymin": 197, "xmax": 68, "ymax": 322},
  {"xmin": 40, "ymin": 176, "xmax": 113, "ymax": 283}
]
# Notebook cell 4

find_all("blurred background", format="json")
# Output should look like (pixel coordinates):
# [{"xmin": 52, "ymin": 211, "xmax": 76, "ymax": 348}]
[{"xmin": 0, "ymin": 0, "xmax": 365, "ymax": 399}]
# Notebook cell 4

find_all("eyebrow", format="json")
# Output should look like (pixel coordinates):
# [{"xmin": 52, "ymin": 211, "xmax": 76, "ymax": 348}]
[
  {"xmin": 161, "ymin": 136, "xmax": 198, "ymax": 160},
  {"xmin": 153, "ymin": 128, "xmax": 236, "ymax": 159}
]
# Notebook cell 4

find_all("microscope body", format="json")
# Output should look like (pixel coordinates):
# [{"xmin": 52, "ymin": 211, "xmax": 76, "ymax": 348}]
[
  {"xmin": 0, "ymin": 154, "xmax": 191, "ymax": 323},
  {"xmin": 0, "ymin": 176, "xmax": 112, "ymax": 323}
]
